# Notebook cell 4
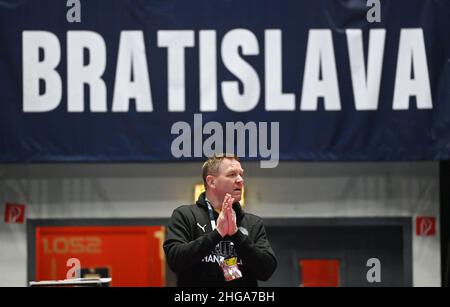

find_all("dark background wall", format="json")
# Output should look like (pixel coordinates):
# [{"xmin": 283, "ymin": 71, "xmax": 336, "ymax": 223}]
[
  {"xmin": 260, "ymin": 219, "xmax": 412, "ymax": 287},
  {"xmin": 440, "ymin": 162, "xmax": 450, "ymax": 287}
]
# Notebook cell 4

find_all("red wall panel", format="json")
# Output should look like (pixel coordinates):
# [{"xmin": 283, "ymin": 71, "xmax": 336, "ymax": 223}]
[
  {"xmin": 35, "ymin": 226, "xmax": 165, "ymax": 287},
  {"xmin": 299, "ymin": 259, "xmax": 340, "ymax": 287}
]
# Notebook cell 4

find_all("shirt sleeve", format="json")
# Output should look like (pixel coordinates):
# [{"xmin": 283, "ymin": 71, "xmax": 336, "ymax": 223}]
[
  {"xmin": 163, "ymin": 207, "xmax": 223, "ymax": 274},
  {"xmin": 229, "ymin": 218, "xmax": 278, "ymax": 281}
]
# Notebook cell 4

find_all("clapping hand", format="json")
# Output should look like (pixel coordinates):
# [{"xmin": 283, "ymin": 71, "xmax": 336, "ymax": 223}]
[{"xmin": 216, "ymin": 194, "xmax": 238, "ymax": 237}]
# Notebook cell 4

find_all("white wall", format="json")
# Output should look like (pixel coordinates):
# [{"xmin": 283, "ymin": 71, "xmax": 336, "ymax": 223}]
[{"xmin": 0, "ymin": 161, "xmax": 440, "ymax": 286}]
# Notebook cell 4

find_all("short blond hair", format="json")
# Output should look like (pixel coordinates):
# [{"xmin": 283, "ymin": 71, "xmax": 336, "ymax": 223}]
[{"xmin": 202, "ymin": 154, "xmax": 239, "ymax": 189}]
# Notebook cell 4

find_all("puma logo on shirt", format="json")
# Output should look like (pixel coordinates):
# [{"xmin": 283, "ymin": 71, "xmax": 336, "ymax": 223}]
[{"xmin": 197, "ymin": 222, "xmax": 207, "ymax": 233}]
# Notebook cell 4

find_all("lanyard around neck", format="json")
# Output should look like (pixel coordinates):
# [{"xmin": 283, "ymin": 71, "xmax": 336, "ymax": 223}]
[{"xmin": 205, "ymin": 199, "xmax": 217, "ymax": 231}]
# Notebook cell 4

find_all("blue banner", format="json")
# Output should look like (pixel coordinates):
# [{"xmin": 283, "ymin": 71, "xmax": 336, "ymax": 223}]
[{"xmin": 1, "ymin": 0, "xmax": 450, "ymax": 166}]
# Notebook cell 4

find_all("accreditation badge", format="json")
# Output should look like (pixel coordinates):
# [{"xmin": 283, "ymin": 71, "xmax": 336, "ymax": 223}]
[{"xmin": 219, "ymin": 256, "xmax": 243, "ymax": 282}]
